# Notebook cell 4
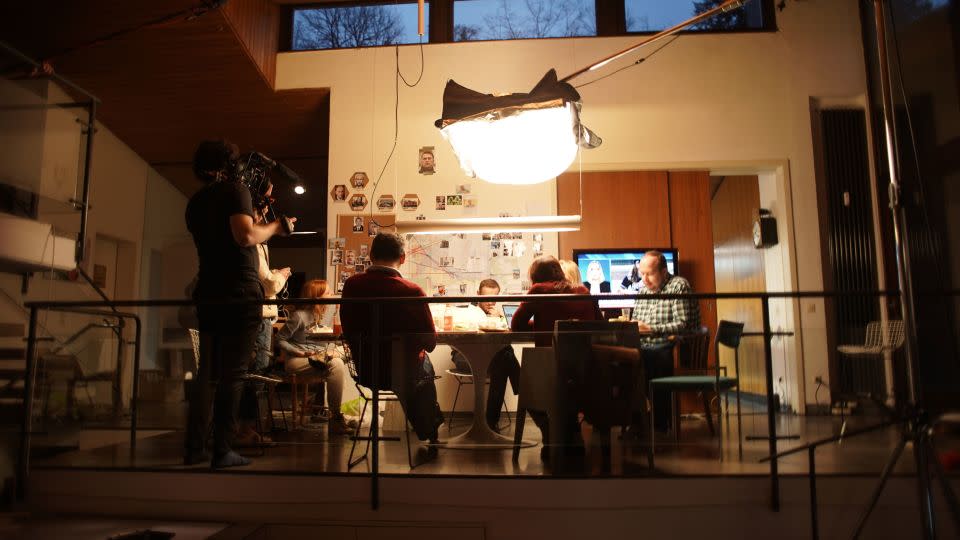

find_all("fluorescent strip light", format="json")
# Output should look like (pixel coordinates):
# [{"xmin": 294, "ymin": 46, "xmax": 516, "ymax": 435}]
[{"xmin": 396, "ymin": 215, "xmax": 581, "ymax": 235}]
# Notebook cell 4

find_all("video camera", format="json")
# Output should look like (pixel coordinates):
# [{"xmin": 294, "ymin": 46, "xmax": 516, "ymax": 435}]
[{"xmin": 229, "ymin": 151, "xmax": 297, "ymax": 236}]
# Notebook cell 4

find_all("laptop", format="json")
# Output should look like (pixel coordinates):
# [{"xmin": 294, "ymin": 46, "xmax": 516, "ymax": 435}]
[{"xmin": 502, "ymin": 304, "xmax": 519, "ymax": 327}]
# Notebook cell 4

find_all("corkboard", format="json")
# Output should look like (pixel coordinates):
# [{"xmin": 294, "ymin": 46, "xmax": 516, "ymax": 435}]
[{"xmin": 334, "ymin": 214, "xmax": 396, "ymax": 290}]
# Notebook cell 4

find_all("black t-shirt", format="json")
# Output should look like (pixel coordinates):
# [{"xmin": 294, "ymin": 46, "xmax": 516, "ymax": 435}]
[{"xmin": 185, "ymin": 181, "xmax": 259, "ymax": 295}]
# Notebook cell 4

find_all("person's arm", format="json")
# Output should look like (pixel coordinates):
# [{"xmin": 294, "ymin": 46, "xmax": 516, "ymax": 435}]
[
  {"xmin": 230, "ymin": 214, "xmax": 290, "ymax": 248},
  {"xmin": 648, "ymin": 281, "xmax": 696, "ymax": 335},
  {"xmin": 276, "ymin": 311, "xmax": 309, "ymax": 357},
  {"xmin": 510, "ymin": 301, "xmax": 534, "ymax": 332}
]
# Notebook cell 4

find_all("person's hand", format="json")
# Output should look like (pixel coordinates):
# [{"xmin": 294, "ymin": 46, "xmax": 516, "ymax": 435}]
[
  {"xmin": 636, "ymin": 321, "xmax": 652, "ymax": 333},
  {"xmin": 277, "ymin": 267, "xmax": 292, "ymax": 279}
]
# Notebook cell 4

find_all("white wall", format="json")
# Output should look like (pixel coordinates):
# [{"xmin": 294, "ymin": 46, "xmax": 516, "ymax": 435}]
[{"xmin": 275, "ymin": 0, "xmax": 869, "ymax": 410}]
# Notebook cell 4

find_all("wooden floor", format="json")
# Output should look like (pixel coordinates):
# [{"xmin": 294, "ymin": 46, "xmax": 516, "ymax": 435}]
[{"xmin": 34, "ymin": 409, "xmax": 955, "ymax": 478}]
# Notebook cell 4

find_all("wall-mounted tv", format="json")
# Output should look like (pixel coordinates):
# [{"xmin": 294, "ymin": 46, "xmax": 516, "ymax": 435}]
[{"xmin": 573, "ymin": 248, "xmax": 679, "ymax": 309}]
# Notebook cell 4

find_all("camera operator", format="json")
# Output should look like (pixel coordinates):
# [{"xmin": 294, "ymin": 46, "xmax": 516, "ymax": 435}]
[{"xmin": 184, "ymin": 139, "xmax": 295, "ymax": 469}]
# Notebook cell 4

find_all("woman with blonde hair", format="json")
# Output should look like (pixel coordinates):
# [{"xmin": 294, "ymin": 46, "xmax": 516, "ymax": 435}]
[{"xmin": 276, "ymin": 279, "xmax": 355, "ymax": 434}]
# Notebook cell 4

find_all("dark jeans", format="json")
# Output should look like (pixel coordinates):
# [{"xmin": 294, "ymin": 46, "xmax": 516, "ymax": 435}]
[
  {"xmin": 643, "ymin": 342, "xmax": 676, "ymax": 432},
  {"xmin": 392, "ymin": 355, "xmax": 444, "ymax": 441},
  {"xmin": 185, "ymin": 322, "xmax": 258, "ymax": 457},
  {"xmin": 452, "ymin": 348, "xmax": 520, "ymax": 430}
]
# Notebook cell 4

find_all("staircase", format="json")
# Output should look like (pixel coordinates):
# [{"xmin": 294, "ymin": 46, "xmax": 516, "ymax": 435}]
[{"xmin": 0, "ymin": 322, "xmax": 25, "ymax": 425}]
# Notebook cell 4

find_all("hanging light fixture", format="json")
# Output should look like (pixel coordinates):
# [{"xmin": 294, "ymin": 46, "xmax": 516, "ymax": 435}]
[
  {"xmin": 435, "ymin": 69, "xmax": 600, "ymax": 185},
  {"xmin": 435, "ymin": 0, "xmax": 750, "ymax": 186},
  {"xmin": 396, "ymin": 214, "xmax": 581, "ymax": 235}
]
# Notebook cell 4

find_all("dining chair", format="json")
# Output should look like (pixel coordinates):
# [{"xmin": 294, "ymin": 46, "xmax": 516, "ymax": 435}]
[{"xmin": 648, "ymin": 321, "xmax": 745, "ymax": 461}]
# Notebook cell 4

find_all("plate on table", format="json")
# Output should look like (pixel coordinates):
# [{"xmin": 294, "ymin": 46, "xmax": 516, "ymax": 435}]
[{"xmin": 479, "ymin": 327, "xmax": 509, "ymax": 333}]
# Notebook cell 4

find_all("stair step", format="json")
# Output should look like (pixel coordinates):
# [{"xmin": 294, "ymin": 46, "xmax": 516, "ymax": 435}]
[
  {"xmin": 0, "ymin": 360, "xmax": 25, "ymax": 379},
  {"xmin": 0, "ymin": 348, "xmax": 24, "ymax": 360},
  {"xmin": 0, "ymin": 323, "xmax": 24, "ymax": 338}
]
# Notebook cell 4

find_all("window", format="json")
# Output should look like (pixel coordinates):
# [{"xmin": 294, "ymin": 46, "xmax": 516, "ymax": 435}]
[
  {"xmin": 453, "ymin": 0, "xmax": 596, "ymax": 42},
  {"xmin": 292, "ymin": 2, "xmax": 430, "ymax": 51},
  {"xmin": 625, "ymin": 0, "xmax": 768, "ymax": 33}
]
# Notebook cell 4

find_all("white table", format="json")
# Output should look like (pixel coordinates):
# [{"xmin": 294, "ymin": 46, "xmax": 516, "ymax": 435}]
[{"xmin": 435, "ymin": 331, "xmax": 539, "ymax": 449}]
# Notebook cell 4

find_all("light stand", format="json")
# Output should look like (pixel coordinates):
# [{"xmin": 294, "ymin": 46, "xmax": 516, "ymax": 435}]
[{"xmin": 839, "ymin": 1, "xmax": 958, "ymax": 538}]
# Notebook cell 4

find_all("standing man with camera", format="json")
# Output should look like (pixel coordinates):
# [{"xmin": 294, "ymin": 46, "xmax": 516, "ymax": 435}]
[{"xmin": 184, "ymin": 139, "xmax": 294, "ymax": 468}]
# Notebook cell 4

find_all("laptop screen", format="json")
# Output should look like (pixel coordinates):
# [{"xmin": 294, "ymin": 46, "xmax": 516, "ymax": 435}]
[{"xmin": 502, "ymin": 304, "xmax": 519, "ymax": 326}]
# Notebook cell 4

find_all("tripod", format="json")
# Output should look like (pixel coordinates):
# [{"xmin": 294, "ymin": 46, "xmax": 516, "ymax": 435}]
[{"xmin": 844, "ymin": 1, "xmax": 960, "ymax": 538}]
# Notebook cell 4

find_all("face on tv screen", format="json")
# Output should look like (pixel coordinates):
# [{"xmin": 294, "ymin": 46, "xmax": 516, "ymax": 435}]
[{"xmin": 575, "ymin": 250, "xmax": 677, "ymax": 297}]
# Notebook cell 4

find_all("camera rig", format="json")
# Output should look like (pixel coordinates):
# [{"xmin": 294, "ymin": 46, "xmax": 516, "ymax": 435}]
[{"xmin": 230, "ymin": 151, "xmax": 296, "ymax": 235}]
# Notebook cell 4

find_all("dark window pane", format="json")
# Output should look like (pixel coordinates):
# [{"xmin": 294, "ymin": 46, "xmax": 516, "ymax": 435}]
[
  {"xmin": 292, "ymin": 3, "xmax": 429, "ymax": 51},
  {"xmin": 624, "ymin": 0, "xmax": 766, "ymax": 33},
  {"xmin": 453, "ymin": 0, "xmax": 596, "ymax": 42}
]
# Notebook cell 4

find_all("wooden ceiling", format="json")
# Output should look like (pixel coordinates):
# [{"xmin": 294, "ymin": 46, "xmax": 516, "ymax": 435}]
[{"xmin": 0, "ymin": 0, "xmax": 330, "ymax": 201}]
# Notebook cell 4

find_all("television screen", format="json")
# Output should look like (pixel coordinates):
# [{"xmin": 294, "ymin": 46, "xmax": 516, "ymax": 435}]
[{"xmin": 573, "ymin": 248, "xmax": 679, "ymax": 309}]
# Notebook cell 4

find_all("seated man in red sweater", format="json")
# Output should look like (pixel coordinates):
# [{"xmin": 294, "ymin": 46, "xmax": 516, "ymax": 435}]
[{"xmin": 340, "ymin": 232, "xmax": 444, "ymax": 443}]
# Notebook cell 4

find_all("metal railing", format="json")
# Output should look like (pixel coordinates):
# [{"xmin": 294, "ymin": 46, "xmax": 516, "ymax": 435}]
[{"xmin": 19, "ymin": 289, "xmax": 937, "ymax": 514}]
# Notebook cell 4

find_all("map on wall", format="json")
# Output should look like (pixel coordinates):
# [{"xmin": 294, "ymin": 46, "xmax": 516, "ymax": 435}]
[{"xmin": 401, "ymin": 232, "xmax": 542, "ymax": 296}]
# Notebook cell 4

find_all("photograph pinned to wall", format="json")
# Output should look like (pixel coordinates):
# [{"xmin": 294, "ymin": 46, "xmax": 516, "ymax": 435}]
[
  {"xmin": 439, "ymin": 256, "xmax": 454, "ymax": 267},
  {"xmin": 330, "ymin": 250, "xmax": 343, "ymax": 265},
  {"xmin": 482, "ymin": 233, "xmax": 491, "ymax": 240},
  {"xmin": 437, "ymin": 284, "xmax": 447, "ymax": 296},
  {"xmin": 533, "ymin": 233, "xmax": 543, "ymax": 243},
  {"xmin": 376, "ymin": 194, "xmax": 396, "ymax": 212},
  {"xmin": 513, "ymin": 242, "xmax": 526, "ymax": 257},
  {"xmin": 351, "ymin": 216, "xmax": 364, "ymax": 233},
  {"xmin": 455, "ymin": 183, "xmax": 471, "ymax": 195},
  {"xmin": 502, "ymin": 240, "xmax": 513, "ymax": 257},
  {"xmin": 533, "ymin": 242, "xmax": 543, "ymax": 257},
  {"xmin": 336, "ymin": 281, "xmax": 344, "ymax": 293},
  {"xmin": 415, "ymin": 214, "xmax": 426, "ymax": 220},
  {"xmin": 440, "ymin": 240, "xmax": 450, "ymax": 249},
  {"xmin": 354, "ymin": 264, "xmax": 365, "ymax": 273},
  {"xmin": 328, "ymin": 237, "xmax": 346, "ymax": 250},
  {"xmin": 521, "ymin": 280, "xmax": 531, "ymax": 292},
  {"xmin": 459, "ymin": 283, "xmax": 468, "ymax": 294},
  {"xmin": 350, "ymin": 172, "xmax": 369, "ymax": 189},
  {"xmin": 367, "ymin": 222, "xmax": 380, "ymax": 237},
  {"xmin": 340, "ymin": 271, "xmax": 352, "ymax": 283},
  {"xmin": 345, "ymin": 250, "xmax": 357, "ymax": 266},
  {"xmin": 512, "ymin": 232, "xmax": 523, "ymax": 240},
  {"xmin": 490, "ymin": 240, "xmax": 501, "ymax": 250},
  {"xmin": 435, "ymin": 196, "xmax": 446, "ymax": 210},
  {"xmin": 463, "ymin": 196, "xmax": 477, "ymax": 208},
  {"xmin": 359, "ymin": 244, "xmax": 369, "ymax": 258},
  {"xmin": 331, "ymin": 184, "xmax": 349, "ymax": 202},
  {"xmin": 512, "ymin": 268, "xmax": 522, "ymax": 280},
  {"xmin": 400, "ymin": 193, "xmax": 421, "ymax": 211},
  {"xmin": 446, "ymin": 195, "xmax": 463, "ymax": 206},
  {"xmin": 418, "ymin": 146, "xmax": 436, "ymax": 175},
  {"xmin": 349, "ymin": 194, "xmax": 368, "ymax": 212}
]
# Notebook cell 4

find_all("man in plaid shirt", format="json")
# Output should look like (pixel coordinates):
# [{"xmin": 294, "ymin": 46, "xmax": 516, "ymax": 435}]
[{"xmin": 632, "ymin": 251, "xmax": 701, "ymax": 432}]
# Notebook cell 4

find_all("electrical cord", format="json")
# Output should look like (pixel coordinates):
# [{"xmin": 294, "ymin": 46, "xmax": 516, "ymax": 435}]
[
  {"xmin": 573, "ymin": 35, "xmax": 680, "ymax": 90},
  {"xmin": 368, "ymin": 33, "xmax": 425, "ymax": 230},
  {"xmin": 43, "ymin": 0, "xmax": 224, "ymax": 64}
]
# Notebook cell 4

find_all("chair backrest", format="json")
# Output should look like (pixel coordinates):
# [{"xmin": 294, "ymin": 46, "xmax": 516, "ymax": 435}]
[
  {"xmin": 864, "ymin": 320, "xmax": 905, "ymax": 350},
  {"xmin": 716, "ymin": 320, "xmax": 745, "ymax": 350},
  {"xmin": 675, "ymin": 326, "xmax": 710, "ymax": 371},
  {"xmin": 519, "ymin": 347, "xmax": 559, "ymax": 414},
  {"xmin": 582, "ymin": 343, "xmax": 643, "ymax": 429},
  {"xmin": 553, "ymin": 320, "xmax": 642, "ymax": 391}
]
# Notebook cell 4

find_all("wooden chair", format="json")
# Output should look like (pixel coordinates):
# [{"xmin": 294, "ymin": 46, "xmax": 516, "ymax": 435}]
[
  {"xmin": 512, "ymin": 346, "xmax": 562, "ymax": 463},
  {"xmin": 672, "ymin": 327, "xmax": 715, "ymax": 437},
  {"xmin": 649, "ymin": 321, "xmax": 745, "ymax": 461}
]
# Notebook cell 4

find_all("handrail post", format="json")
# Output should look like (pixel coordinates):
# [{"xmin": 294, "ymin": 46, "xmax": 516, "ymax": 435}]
[
  {"xmin": 809, "ymin": 446, "xmax": 819, "ymax": 540},
  {"xmin": 762, "ymin": 295, "xmax": 780, "ymax": 511},
  {"xmin": 130, "ymin": 316, "xmax": 142, "ymax": 450},
  {"xmin": 371, "ymin": 302, "xmax": 380, "ymax": 510},
  {"xmin": 113, "ymin": 318, "xmax": 125, "ymax": 417},
  {"xmin": 17, "ymin": 306, "xmax": 38, "ymax": 501}
]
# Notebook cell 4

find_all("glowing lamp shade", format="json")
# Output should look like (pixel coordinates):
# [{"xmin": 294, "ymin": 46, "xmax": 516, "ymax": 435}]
[
  {"xmin": 435, "ymin": 69, "xmax": 600, "ymax": 185},
  {"xmin": 441, "ymin": 103, "xmax": 579, "ymax": 185}
]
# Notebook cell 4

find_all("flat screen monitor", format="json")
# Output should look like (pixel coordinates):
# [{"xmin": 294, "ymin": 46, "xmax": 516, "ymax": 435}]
[
  {"xmin": 573, "ymin": 248, "xmax": 679, "ymax": 309},
  {"xmin": 502, "ymin": 304, "xmax": 519, "ymax": 326}
]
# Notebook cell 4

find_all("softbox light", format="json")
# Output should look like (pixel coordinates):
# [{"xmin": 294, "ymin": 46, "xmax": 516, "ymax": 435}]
[{"xmin": 434, "ymin": 69, "xmax": 601, "ymax": 185}]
